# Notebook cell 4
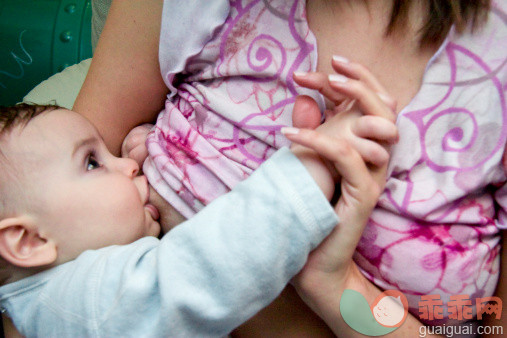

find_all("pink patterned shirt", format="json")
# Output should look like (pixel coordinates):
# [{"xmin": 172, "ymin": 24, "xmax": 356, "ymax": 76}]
[
  {"xmin": 145, "ymin": 0, "xmax": 507, "ymax": 325},
  {"xmin": 356, "ymin": 2, "xmax": 507, "ymax": 324}
]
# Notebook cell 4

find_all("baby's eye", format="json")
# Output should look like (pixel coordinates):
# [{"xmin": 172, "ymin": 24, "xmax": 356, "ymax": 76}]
[{"xmin": 86, "ymin": 152, "xmax": 102, "ymax": 171}]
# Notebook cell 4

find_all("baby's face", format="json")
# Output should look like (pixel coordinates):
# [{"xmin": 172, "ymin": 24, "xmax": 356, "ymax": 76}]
[{"xmin": 4, "ymin": 109, "xmax": 161, "ymax": 263}]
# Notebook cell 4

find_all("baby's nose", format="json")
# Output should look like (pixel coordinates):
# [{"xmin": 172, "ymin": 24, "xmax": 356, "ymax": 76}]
[{"xmin": 117, "ymin": 156, "xmax": 140, "ymax": 177}]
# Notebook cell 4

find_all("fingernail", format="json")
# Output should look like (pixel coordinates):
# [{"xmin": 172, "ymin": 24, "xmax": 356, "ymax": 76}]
[
  {"xmin": 377, "ymin": 92, "xmax": 392, "ymax": 103},
  {"xmin": 293, "ymin": 71, "xmax": 308, "ymax": 77},
  {"xmin": 377, "ymin": 92, "xmax": 397, "ymax": 112},
  {"xmin": 328, "ymin": 74, "xmax": 348, "ymax": 84},
  {"xmin": 281, "ymin": 127, "xmax": 300, "ymax": 135},
  {"xmin": 332, "ymin": 55, "xmax": 349, "ymax": 64}
]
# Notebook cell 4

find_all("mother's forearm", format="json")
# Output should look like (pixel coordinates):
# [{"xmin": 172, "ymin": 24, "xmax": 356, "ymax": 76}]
[
  {"xmin": 73, "ymin": 0, "xmax": 167, "ymax": 155},
  {"xmin": 298, "ymin": 263, "xmax": 443, "ymax": 337}
]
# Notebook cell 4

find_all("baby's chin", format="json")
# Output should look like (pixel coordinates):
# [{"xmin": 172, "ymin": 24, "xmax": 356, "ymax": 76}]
[{"xmin": 148, "ymin": 185, "xmax": 187, "ymax": 235}]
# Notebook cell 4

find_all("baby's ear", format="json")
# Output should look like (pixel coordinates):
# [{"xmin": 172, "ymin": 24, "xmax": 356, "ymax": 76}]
[{"xmin": 0, "ymin": 217, "xmax": 57, "ymax": 268}]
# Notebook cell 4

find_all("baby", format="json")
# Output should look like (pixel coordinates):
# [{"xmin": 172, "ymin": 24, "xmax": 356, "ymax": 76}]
[{"xmin": 0, "ymin": 102, "xmax": 393, "ymax": 336}]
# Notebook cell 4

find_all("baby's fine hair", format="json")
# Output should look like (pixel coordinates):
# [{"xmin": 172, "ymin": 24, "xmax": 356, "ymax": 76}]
[
  {"xmin": 0, "ymin": 103, "xmax": 60, "ymax": 135},
  {"xmin": 0, "ymin": 104, "xmax": 61, "ymax": 285},
  {"xmin": 0, "ymin": 103, "xmax": 61, "ymax": 220}
]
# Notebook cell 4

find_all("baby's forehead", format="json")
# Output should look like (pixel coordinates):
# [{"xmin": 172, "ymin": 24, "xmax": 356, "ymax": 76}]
[
  {"xmin": 13, "ymin": 108, "xmax": 93, "ymax": 139},
  {"xmin": 25, "ymin": 108, "xmax": 92, "ymax": 131},
  {"xmin": 2, "ymin": 109, "xmax": 95, "ymax": 165}
]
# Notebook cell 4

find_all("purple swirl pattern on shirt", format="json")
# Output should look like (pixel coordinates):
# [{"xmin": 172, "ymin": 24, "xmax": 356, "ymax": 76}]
[
  {"xmin": 404, "ymin": 43, "xmax": 506, "ymax": 174},
  {"xmin": 355, "ymin": 3, "xmax": 507, "ymax": 324},
  {"xmin": 149, "ymin": 0, "xmax": 506, "ymax": 325},
  {"xmin": 148, "ymin": 0, "xmax": 318, "ymax": 215}
]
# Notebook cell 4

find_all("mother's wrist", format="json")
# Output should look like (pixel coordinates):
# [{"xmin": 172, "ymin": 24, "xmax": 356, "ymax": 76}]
[{"xmin": 293, "ymin": 262, "xmax": 358, "ymax": 315}]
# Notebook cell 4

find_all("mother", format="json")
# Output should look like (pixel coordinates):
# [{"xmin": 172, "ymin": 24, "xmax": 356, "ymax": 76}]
[{"xmin": 74, "ymin": 0, "xmax": 506, "ymax": 336}]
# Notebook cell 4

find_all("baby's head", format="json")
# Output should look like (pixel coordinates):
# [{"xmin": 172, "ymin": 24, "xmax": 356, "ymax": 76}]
[{"xmin": 0, "ymin": 104, "xmax": 161, "ymax": 284}]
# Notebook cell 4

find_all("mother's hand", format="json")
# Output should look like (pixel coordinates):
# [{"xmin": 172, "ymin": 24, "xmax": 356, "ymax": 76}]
[
  {"xmin": 288, "ymin": 57, "xmax": 399, "ymax": 276},
  {"xmin": 287, "ymin": 58, "xmax": 438, "ymax": 337},
  {"xmin": 287, "ymin": 75, "xmax": 395, "ymax": 305}
]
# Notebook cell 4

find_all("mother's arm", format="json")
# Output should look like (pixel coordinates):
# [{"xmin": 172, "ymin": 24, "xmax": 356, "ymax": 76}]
[
  {"xmin": 73, "ymin": 0, "xmax": 167, "ymax": 155},
  {"xmin": 284, "ymin": 61, "xmax": 443, "ymax": 337}
]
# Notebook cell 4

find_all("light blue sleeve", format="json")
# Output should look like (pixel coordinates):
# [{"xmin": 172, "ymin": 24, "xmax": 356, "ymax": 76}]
[{"xmin": 10, "ymin": 148, "xmax": 338, "ymax": 337}]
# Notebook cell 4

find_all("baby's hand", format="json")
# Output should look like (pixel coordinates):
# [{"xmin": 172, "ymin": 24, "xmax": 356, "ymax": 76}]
[
  {"xmin": 293, "ymin": 57, "xmax": 398, "ymax": 166},
  {"xmin": 121, "ymin": 123, "xmax": 153, "ymax": 169},
  {"xmin": 288, "ymin": 57, "xmax": 398, "ymax": 198}
]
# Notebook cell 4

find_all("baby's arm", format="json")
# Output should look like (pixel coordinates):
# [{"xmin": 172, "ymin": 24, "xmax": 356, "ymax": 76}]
[
  {"xmin": 29, "ymin": 145, "xmax": 341, "ymax": 336},
  {"xmin": 6, "ymin": 93, "xmax": 383, "ymax": 337}
]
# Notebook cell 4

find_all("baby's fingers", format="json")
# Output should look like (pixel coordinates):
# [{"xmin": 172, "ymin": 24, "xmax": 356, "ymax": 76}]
[
  {"xmin": 292, "ymin": 95, "xmax": 322, "ymax": 130},
  {"xmin": 121, "ymin": 123, "xmax": 153, "ymax": 168},
  {"xmin": 351, "ymin": 138, "xmax": 390, "ymax": 167},
  {"xmin": 127, "ymin": 144, "xmax": 149, "ymax": 169},
  {"xmin": 121, "ymin": 124, "xmax": 153, "ymax": 157},
  {"xmin": 293, "ymin": 71, "xmax": 347, "ymax": 106},
  {"xmin": 282, "ymin": 127, "xmax": 369, "ymax": 190},
  {"xmin": 353, "ymin": 115, "xmax": 399, "ymax": 144}
]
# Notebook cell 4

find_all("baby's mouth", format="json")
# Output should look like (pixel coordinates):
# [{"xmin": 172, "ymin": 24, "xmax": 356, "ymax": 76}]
[
  {"xmin": 141, "ymin": 176, "xmax": 160, "ymax": 220},
  {"xmin": 145, "ymin": 203, "xmax": 160, "ymax": 220}
]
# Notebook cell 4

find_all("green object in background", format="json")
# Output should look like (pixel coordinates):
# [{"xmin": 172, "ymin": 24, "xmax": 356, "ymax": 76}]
[{"xmin": 0, "ymin": 0, "xmax": 92, "ymax": 106}]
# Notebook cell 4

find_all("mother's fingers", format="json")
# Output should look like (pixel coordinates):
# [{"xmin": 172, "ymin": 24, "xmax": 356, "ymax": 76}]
[
  {"xmin": 293, "ymin": 70, "xmax": 397, "ymax": 123},
  {"xmin": 328, "ymin": 75, "xmax": 397, "ymax": 122},
  {"xmin": 293, "ymin": 71, "xmax": 348, "ymax": 106},
  {"xmin": 331, "ymin": 56, "xmax": 397, "ymax": 112}
]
